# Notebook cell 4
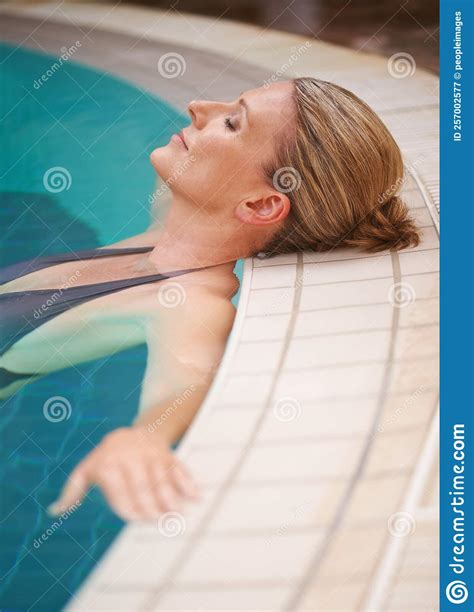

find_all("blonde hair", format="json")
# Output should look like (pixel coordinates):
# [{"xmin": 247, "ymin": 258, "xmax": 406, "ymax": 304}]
[{"xmin": 264, "ymin": 77, "xmax": 420, "ymax": 254}]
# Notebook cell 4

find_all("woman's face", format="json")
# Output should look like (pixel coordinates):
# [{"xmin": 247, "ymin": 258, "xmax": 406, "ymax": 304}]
[{"xmin": 150, "ymin": 81, "xmax": 295, "ymax": 215}]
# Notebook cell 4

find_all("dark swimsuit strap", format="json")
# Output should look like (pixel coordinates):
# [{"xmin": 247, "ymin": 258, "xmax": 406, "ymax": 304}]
[{"xmin": 0, "ymin": 246, "xmax": 155, "ymax": 285}]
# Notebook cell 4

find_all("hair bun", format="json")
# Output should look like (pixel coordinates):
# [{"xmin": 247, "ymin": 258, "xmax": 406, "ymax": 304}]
[{"xmin": 346, "ymin": 195, "xmax": 420, "ymax": 252}]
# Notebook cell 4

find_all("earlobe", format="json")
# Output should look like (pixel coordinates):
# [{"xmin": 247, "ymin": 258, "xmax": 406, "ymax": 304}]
[{"xmin": 235, "ymin": 193, "xmax": 290, "ymax": 226}]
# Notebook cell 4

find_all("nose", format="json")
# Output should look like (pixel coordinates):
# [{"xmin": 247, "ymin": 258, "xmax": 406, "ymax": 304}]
[
  {"xmin": 187, "ymin": 100, "xmax": 207, "ymax": 129},
  {"xmin": 188, "ymin": 99, "xmax": 224, "ymax": 129}
]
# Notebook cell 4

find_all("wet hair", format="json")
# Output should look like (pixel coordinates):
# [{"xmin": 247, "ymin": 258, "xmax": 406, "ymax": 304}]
[{"xmin": 264, "ymin": 77, "xmax": 420, "ymax": 254}]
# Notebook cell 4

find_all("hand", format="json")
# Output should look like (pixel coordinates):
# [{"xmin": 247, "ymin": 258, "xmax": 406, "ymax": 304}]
[{"xmin": 48, "ymin": 427, "xmax": 200, "ymax": 521}]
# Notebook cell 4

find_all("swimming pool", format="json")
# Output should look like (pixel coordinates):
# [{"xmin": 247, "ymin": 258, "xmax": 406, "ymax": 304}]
[{"xmin": 0, "ymin": 42, "xmax": 241, "ymax": 611}]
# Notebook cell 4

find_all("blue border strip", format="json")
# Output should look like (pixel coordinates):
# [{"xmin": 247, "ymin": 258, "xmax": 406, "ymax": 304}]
[{"xmin": 440, "ymin": 0, "xmax": 474, "ymax": 609}]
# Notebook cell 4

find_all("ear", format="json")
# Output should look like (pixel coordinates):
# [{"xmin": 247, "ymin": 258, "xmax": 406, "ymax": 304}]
[{"xmin": 234, "ymin": 192, "xmax": 291, "ymax": 227}]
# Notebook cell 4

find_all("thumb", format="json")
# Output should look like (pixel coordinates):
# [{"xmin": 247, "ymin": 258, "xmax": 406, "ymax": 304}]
[{"xmin": 48, "ymin": 462, "xmax": 90, "ymax": 516}]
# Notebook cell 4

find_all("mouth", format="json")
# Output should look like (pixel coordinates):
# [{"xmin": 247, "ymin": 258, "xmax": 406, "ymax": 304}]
[{"xmin": 172, "ymin": 130, "xmax": 188, "ymax": 150}]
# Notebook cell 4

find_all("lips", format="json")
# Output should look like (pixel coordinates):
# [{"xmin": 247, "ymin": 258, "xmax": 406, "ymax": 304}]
[{"xmin": 176, "ymin": 130, "xmax": 188, "ymax": 150}]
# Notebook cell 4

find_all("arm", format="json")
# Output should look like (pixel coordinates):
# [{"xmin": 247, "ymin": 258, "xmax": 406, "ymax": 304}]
[
  {"xmin": 135, "ymin": 291, "xmax": 237, "ymax": 444},
  {"xmin": 49, "ymin": 291, "xmax": 236, "ymax": 521}
]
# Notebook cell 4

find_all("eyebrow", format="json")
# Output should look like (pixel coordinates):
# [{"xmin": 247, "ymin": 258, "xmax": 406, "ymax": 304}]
[{"xmin": 238, "ymin": 97, "xmax": 251, "ymax": 125}]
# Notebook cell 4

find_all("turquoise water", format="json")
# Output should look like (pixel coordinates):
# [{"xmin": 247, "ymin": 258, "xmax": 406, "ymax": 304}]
[{"xmin": 0, "ymin": 43, "xmax": 241, "ymax": 611}]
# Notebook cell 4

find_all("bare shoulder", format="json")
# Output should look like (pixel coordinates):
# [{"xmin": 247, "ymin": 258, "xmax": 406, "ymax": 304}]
[{"xmin": 184, "ymin": 281, "xmax": 238, "ymax": 329}]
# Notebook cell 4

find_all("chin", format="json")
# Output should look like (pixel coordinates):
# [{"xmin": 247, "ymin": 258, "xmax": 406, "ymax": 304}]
[{"xmin": 149, "ymin": 146, "xmax": 166, "ymax": 172}]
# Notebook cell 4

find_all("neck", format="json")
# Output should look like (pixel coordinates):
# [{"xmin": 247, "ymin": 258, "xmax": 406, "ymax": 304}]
[{"xmin": 148, "ymin": 194, "xmax": 265, "ymax": 271}]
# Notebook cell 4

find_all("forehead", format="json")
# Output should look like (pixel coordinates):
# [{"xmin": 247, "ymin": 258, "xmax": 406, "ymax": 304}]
[{"xmin": 244, "ymin": 81, "xmax": 294, "ymax": 108}]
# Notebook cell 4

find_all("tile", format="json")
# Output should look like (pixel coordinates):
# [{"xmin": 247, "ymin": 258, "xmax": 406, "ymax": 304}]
[
  {"xmin": 395, "ymin": 272, "xmax": 439, "ymax": 302},
  {"xmin": 238, "ymin": 439, "xmax": 365, "ymax": 482},
  {"xmin": 215, "ymin": 373, "xmax": 273, "ymax": 405},
  {"xmin": 67, "ymin": 587, "xmax": 149, "ymax": 610},
  {"xmin": 284, "ymin": 330, "xmax": 390, "ymax": 369},
  {"xmin": 302, "ymin": 255, "xmax": 392, "ymax": 285},
  {"xmin": 365, "ymin": 428, "xmax": 428, "ymax": 476},
  {"xmin": 241, "ymin": 313, "xmax": 291, "ymax": 341},
  {"xmin": 400, "ymin": 189, "xmax": 427, "ymax": 210},
  {"xmin": 184, "ymin": 447, "xmax": 242, "ymax": 486},
  {"xmin": 420, "ymin": 455, "xmax": 439, "ymax": 509},
  {"xmin": 187, "ymin": 407, "xmax": 261, "ymax": 446},
  {"xmin": 297, "ymin": 579, "xmax": 368, "ymax": 611},
  {"xmin": 377, "ymin": 389, "xmax": 438, "ymax": 434},
  {"xmin": 398, "ymin": 297, "xmax": 439, "ymax": 328},
  {"xmin": 295, "ymin": 303, "xmax": 393, "ymax": 336},
  {"xmin": 156, "ymin": 586, "xmax": 292, "ymax": 611},
  {"xmin": 81, "ymin": 532, "xmax": 188, "ymax": 588},
  {"xmin": 398, "ymin": 249, "xmax": 439, "ymax": 275},
  {"xmin": 412, "ymin": 207, "xmax": 436, "ymax": 228},
  {"xmin": 389, "ymin": 357, "xmax": 438, "ymax": 395},
  {"xmin": 276, "ymin": 363, "xmax": 386, "ymax": 400},
  {"xmin": 395, "ymin": 522, "xmax": 439, "ymax": 579},
  {"xmin": 342, "ymin": 475, "xmax": 409, "ymax": 525},
  {"xmin": 231, "ymin": 340, "xmax": 284, "ymax": 373},
  {"xmin": 257, "ymin": 397, "xmax": 378, "ymax": 440},
  {"xmin": 251, "ymin": 264, "xmax": 296, "ymax": 289},
  {"xmin": 407, "ymin": 227, "xmax": 439, "ymax": 250},
  {"xmin": 317, "ymin": 525, "xmax": 387, "ymax": 579},
  {"xmin": 300, "ymin": 277, "xmax": 394, "ymax": 311},
  {"xmin": 385, "ymin": 578, "xmax": 439, "ymax": 611},
  {"xmin": 394, "ymin": 325, "xmax": 439, "ymax": 361},
  {"xmin": 175, "ymin": 532, "xmax": 323, "ymax": 583},
  {"xmin": 209, "ymin": 481, "xmax": 346, "ymax": 532},
  {"xmin": 247, "ymin": 286, "xmax": 295, "ymax": 315}
]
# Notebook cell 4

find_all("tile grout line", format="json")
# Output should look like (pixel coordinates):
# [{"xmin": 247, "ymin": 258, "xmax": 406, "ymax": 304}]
[{"xmin": 284, "ymin": 250, "xmax": 402, "ymax": 611}]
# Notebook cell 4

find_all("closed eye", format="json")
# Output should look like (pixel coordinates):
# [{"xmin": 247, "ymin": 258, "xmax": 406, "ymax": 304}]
[{"xmin": 224, "ymin": 117, "xmax": 237, "ymax": 131}]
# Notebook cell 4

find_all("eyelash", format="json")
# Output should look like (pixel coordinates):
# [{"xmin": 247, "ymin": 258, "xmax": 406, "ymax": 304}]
[{"xmin": 225, "ymin": 117, "xmax": 236, "ymax": 131}]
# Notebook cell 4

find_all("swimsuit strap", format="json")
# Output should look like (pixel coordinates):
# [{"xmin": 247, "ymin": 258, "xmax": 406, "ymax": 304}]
[{"xmin": 0, "ymin": 246, "xmax": 154, "ymax": 285}]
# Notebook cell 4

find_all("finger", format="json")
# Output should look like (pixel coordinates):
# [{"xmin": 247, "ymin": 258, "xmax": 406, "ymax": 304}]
[
  {"xmin": 123, "ymin": 462, "xmax": 163, "ymax": 519},
  {"xmin": 48, "ymin": 462, "xmax": 91, "ymax": 516},
  {"xmin": 170, "ymin": 460, "xmax": 200, "ymax": 500},
  {"xmin": 99, "ymin": 467, "xmax": 142, "ymax": 522},
  {"xmin": 150, "ymin": 464, "xmax": 180, "ymax": 513}
]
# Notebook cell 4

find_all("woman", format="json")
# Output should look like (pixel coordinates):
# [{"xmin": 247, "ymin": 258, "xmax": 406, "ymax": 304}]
[{"xmin": 0, "ymin": 78, "xmax": 419, "ymax": 521}]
